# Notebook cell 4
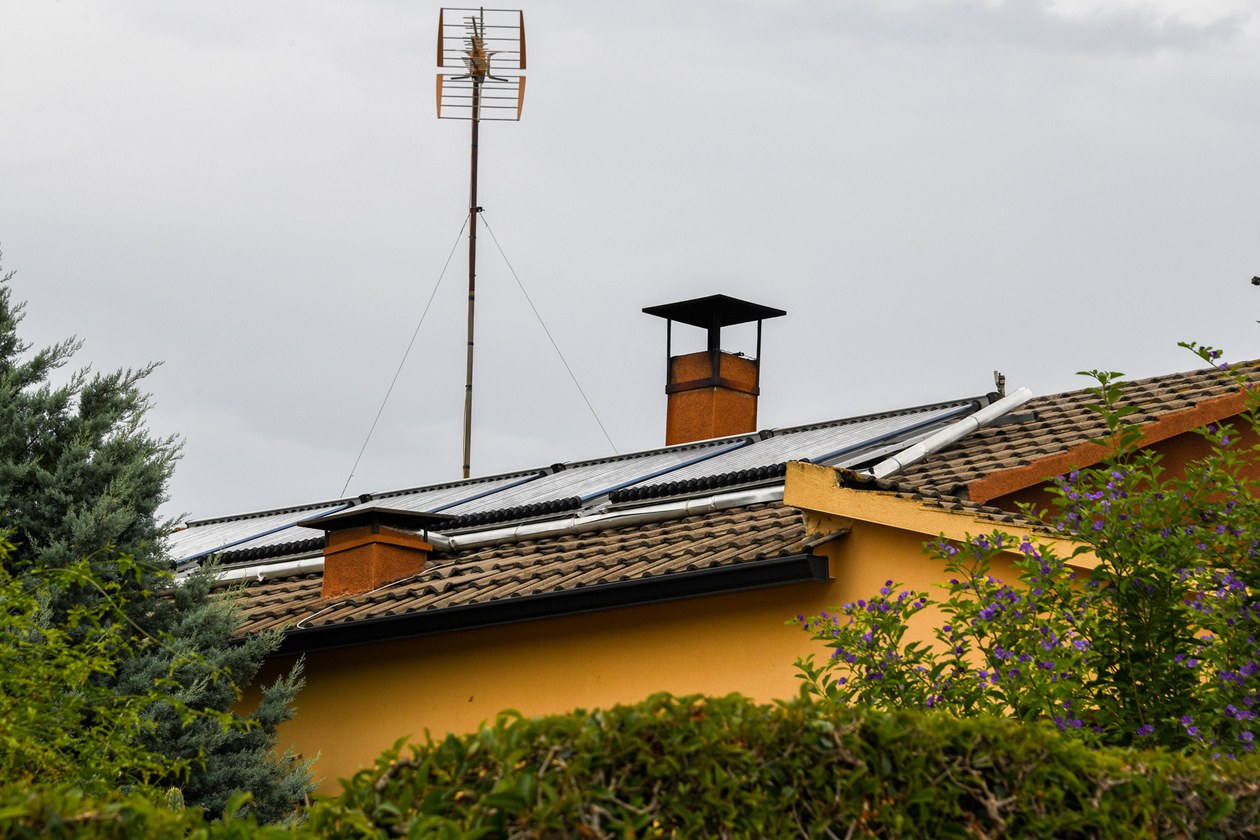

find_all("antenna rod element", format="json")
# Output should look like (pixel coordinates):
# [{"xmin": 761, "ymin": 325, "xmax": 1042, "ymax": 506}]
[
  {"xmin": 463, "ymin": 83, "xmax": 481, "ymax": 479},
  {"xmin": 437, "ymin": 7, "xmax": 526, "ymax": 479}
]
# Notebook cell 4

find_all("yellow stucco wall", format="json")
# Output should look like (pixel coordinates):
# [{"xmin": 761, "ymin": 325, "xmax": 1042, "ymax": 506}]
[
  {"xmin": 258, "ymin": 571, "xmax": 846, "ymax": 791},
  {"xmin": 249, "ymin": 463, "xmax": 1069, "ymax": 791}
]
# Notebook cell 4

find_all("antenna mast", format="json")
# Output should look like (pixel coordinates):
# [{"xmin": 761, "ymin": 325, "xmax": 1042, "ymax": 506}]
[{"xmin": 437, "ymin": 6, "xmax": 526, "ymax": 478}]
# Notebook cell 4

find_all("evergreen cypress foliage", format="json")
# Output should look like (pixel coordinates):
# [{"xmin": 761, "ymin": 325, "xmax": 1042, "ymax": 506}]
[{"xmin": 0, "ymin": 261, "xmax": 312, "ymax": 822}]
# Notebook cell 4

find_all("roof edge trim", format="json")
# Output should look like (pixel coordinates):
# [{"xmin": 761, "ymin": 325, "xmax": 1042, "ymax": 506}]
[
  {"xmin": 784, "ymin": 462, "xmax": 1085, "ymax": 561},
  {"xmin": 271, "ymin": 552, "xmax": 829, "ymax": 654},
  {"xmin": 967, "ymin": 390, "xmax": 1250, "ymax": 504}
]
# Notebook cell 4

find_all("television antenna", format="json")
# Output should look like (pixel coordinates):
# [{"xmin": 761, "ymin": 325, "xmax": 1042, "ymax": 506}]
[{"xmin": 437, "ymin": 7, "xmax": 526, "ymax": 479}]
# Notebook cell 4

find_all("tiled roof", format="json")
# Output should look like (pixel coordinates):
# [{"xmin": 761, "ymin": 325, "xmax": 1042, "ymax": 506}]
[
  {"xmin": 834, "ymin": 469, "xmax": 1043, "ymax": 529},
  {"xmin": 204, "ymin": 361, "xmax": 1259, "ymax": 650},
  {"xmin": 226, "ymin": 502, "xmax": 814, "ymax": 651},
  {"xmin": 895, "ymin": 361, "xmax": 1260, "ymax": 501}
]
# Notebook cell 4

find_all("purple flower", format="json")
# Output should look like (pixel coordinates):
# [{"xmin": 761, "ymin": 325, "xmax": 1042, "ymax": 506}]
[{"xmin": 1136, "ymin": 724, "xmax": 1154, "ymax": 737}]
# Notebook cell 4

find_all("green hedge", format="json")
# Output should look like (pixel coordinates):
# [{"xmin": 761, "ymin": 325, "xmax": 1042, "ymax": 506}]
[
  {"xmin": 315, "ymin": 693, "xmax": 1260, "ymax": 838},
  {"xmin": 0, "ymin": 786, "xmax": 294, "ymax": 840},
  {"xmin": 8, "ymin": 694, "xmax": 1260, "ymax": 837}
]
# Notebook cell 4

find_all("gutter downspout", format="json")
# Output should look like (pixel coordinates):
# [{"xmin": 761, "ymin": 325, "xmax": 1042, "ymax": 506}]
[{"xmin": 869, "ymin": 387, "xmax": 1034, "ymax": 479}]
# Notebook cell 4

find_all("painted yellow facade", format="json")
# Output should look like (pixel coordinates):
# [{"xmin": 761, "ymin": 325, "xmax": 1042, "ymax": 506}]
[{"xmin": 249, "ymin": 461, "xmax": 1084, "ymax": 791}]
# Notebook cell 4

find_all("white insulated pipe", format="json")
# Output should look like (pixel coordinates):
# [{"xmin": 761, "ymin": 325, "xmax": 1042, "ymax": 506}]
[
  {"xmin": 207, "ymin": 485, "xmax": 787, "ymax": 585},
  {"xmin": 869, "ymin": 387, "xmax": 1034, "ymax": 479}
]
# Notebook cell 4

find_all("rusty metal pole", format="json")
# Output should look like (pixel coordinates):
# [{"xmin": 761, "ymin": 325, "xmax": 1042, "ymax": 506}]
[{"xmin": 463, "ymin": 79, "xmax": 482, "ymax": 479}]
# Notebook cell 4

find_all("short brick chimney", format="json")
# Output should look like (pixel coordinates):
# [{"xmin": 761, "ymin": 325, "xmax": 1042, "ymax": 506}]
[
  {"xmin": 643, "ymin": 294, "xmax": 786, "ymax": 446},
  {"xmin": 300, "ymin": 507, "xmax": 452, "ymax": 599}
]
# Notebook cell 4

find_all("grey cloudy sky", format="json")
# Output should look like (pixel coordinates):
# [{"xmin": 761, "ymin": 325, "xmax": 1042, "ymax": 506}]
[{"xmin": 2, "ymin": 0, "xmax": 1258, "ymax": 521}]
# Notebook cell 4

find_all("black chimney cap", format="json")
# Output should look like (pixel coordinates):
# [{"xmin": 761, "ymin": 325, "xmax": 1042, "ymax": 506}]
[{"xmin": 642, "ymin": 294, "xmax": 786, "ymax": 329}]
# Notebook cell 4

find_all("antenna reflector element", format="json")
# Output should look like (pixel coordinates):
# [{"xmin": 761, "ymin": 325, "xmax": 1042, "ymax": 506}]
[{"xmin": 436, "ymin": 7, "xmax": 526, "ymax": 121}]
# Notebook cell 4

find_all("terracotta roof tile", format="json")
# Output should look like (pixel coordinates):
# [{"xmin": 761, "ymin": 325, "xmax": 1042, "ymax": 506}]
[
  {"xmin": 835, "ymin": 469, "xmax": 1045, "ymax": 529},
  {"xmin": 210, "ymin": 363, "xmax": 1260, "ymax": 649},
  {"xmin": 223, "ymin": 502, "xmax": 809, "ymax": 640},
  {"xmin": 896, "ymin": 361, "xmax": 1260, "ymax": 501}
]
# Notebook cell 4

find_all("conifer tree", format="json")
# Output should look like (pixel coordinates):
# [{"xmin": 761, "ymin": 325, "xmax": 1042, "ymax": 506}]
[{"xmin": 0, "ymin": 260, "xmax": 311, "ymax": 821}]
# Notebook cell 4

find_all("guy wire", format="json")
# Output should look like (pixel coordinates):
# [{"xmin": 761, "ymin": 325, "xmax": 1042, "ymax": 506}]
[
  {"xmin": 480, "ymin": 213, "xmax": 619, "ymax": 455},
  {"xmin": 339, "ymin": 214, "xmax": 471, "ymax": 498}
]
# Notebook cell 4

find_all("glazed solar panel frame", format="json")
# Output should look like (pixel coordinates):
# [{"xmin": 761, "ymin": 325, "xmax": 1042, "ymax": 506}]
[
  {"xmin": 438, "ymin": 437, "xmax": 747, "ymax": 515},
  {"xmin": 626, "ymin": 400, "xmax": 981, "ymax": 490}
]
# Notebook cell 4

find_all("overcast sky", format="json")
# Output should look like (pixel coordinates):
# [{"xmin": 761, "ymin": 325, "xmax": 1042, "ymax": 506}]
[{"xmin": 2, "ymin": 0, "xmax": 1258, "ymax": 522}]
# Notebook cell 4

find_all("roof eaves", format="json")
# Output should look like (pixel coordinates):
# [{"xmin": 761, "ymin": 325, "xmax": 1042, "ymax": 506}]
[
  {"xmin": 272, "ymin": 551, "xmax": 829, "ymax": 655},
  {"xmin": 966, "ymin": 389, "xmax": 1251, "ymax": 504},
  {"xmin": 785, "ymin": 462, "xmax": 1045, "ymax": 537}
]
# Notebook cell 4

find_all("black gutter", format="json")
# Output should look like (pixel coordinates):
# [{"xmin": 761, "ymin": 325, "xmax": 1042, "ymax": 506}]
[{"xmin": 273, "ymin": 552, "xmax": 830, "ymax": 655}]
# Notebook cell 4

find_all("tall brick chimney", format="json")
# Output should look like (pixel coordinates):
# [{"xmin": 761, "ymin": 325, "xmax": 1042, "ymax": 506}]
[
  {"xmin": 300, "ymin": 506, "xmax": 452, "ymax": 599},
  {"xmin": 643, "ymin": 294, "xmax": 786, "ymax": 446}
]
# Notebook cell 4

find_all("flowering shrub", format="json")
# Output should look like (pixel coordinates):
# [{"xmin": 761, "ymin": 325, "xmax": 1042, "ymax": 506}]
[{"xmin": 796, "ymin": 347, "xmax": 1260, "ymax": 755}]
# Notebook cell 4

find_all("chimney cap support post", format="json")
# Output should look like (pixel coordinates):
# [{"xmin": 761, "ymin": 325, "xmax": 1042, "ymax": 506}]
[{"xmin": 643, "ymin": 293, "xmax": 786, "ymax": 369}]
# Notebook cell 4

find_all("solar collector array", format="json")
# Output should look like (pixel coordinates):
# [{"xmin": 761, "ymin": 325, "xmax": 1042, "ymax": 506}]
[
  {"xmin": 627, "ymin": 401, "xmax": 977, "ymax": 489},
  {"xmin": 170, "ymin": 398, "xmax": 986, "ymax": 565}
]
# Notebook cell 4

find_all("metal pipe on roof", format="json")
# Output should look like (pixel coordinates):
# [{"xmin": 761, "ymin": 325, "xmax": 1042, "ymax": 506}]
[
  {"xmin": 435, "ymin": 484, "xmax": 785, "ymax": 551},
  {"xmin": 185, "ymin": 556, "xmax": 326, "ymax": 585},
  {"xmin": 868, "ymin": 387, "xmax": 1034, "ymax": 479},
  {"xmin": 206, "ymin": 485, "xmax": 787, "ymax": 585}
]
